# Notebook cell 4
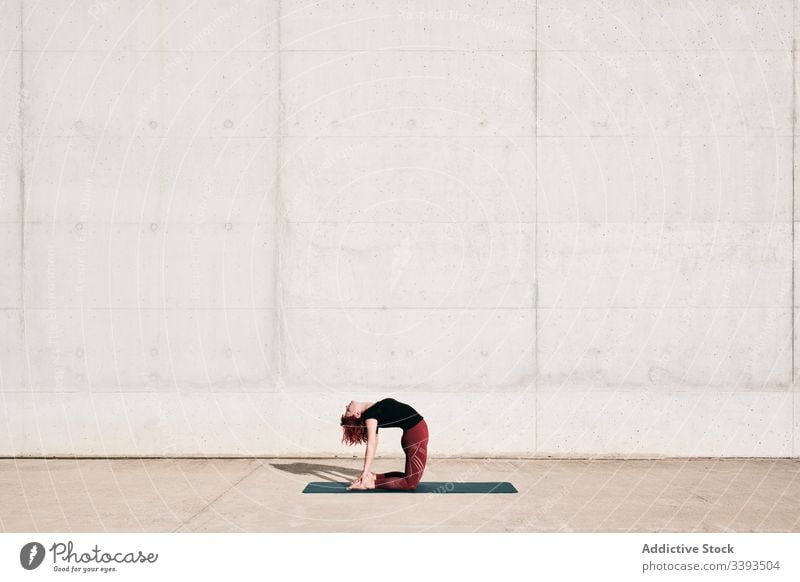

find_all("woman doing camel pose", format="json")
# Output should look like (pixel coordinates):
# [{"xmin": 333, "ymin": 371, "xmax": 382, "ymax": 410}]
[{"xmin": 340, "ymin": 398, "xmax": 429, "ymax": 491}]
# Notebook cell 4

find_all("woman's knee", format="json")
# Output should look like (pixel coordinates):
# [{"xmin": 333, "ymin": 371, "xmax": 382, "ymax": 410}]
[{"xmin": 406, "ymin": 474, "xmax": 423, "ymax": 489}]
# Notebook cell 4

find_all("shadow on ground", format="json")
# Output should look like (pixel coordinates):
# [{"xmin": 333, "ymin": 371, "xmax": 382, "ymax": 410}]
[{"xmin": 269, "ymin": 462, "xmax": 359, "ymax": 483}]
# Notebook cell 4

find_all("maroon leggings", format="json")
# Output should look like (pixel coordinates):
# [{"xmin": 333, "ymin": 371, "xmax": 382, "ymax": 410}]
[{"xmin": 374, "ymin": 419, "xmax": 428, "ymax": 490}]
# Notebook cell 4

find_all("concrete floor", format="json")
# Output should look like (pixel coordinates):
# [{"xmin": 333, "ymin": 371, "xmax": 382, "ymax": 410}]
[{"xmin": 1, "ymin": 458, "xmax": 798, "ymax": 532}]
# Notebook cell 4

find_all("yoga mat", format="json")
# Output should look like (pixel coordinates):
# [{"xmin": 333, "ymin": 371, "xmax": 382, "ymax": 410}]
[{"xmin": 303, "ymin": 481, "xmax": 518, "ymax": 494}]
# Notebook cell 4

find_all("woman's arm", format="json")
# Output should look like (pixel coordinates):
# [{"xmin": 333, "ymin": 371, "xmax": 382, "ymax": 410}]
[{"xmin": 361, "ymin": 418, "xmax": 379, "ymax": 475}]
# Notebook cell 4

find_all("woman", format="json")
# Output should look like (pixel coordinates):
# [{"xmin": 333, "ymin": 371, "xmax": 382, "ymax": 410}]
[{"xmin": 340, "ymin": 397, "xmax": 429, "ymax": 491}]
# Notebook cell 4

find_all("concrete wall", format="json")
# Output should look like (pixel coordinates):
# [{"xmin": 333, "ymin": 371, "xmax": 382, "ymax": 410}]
[{"xmin": 0, "ymin": 0, "xmax": 796, "ymax": 458}]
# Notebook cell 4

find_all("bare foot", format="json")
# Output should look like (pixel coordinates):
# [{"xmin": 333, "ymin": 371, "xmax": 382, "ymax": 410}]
[
  {"xmin": 362, "ymin": 473, "xmax": 376, "ymax": 489},
  {"xmin": 346, "ymin": 473, "xmax": 377, "ymax": 491}
]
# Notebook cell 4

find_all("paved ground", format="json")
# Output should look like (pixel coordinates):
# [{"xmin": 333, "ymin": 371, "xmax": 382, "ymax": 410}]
[{"xmin": 1, "ymin": 458, "xmax": 798, "ymax": 532}]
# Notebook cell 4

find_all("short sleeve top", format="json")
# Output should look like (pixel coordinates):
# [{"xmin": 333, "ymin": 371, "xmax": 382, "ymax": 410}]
[{"xmin": 362, "ymin": 398, "xmax": 423, "ymax": 431}]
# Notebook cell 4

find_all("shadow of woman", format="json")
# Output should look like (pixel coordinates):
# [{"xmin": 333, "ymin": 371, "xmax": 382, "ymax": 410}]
[{"xmin": 270, "ymin": 462, "xmax": 360, "ymax": 483}]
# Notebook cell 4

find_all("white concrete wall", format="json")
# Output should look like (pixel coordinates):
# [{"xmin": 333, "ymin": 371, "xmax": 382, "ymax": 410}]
[{"xmin": 0, "ymin": 0, "xmax": 796, "ymax": 457}]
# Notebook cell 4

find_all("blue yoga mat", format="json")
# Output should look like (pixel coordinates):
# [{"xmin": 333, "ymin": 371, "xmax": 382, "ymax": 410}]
[{"xmin": 303, "ymin": 481, "xmax": 517, "ymax": 493}]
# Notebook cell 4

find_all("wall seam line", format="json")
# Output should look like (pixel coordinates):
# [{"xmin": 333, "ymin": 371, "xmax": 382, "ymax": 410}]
[
  {"xmin": 533, "ymin": 0, "xmax": 539, "ymax": 457},
  {"xmin": 275, "ymin": 0, "xmax": 285, "ymax": 396},
  {"xmin": 792, "ymin": 0, "xmax": 796, "ymax": 459},
  {"xmin": 18, "ymin": 0, "xmax": 26, "ymax": 405}
]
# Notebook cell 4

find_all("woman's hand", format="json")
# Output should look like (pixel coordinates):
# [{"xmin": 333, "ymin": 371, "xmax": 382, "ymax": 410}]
[
  {"xmin": 346, "ymin": 475, "xmax": 364, "ymax": 490},
  {"xmin": 347, "ymin": 472, "xmax": 376, "ymax": 490}
]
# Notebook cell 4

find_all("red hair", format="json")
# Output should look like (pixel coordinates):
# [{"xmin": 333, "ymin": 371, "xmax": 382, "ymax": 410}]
[{"xmin": 340, "ymin": 414, "xmax": 367, "ymax": 446}]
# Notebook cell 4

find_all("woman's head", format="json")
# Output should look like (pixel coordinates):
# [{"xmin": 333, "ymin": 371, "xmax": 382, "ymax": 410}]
[
  {"xmin": 340, "ymin": 400, "xmax": 375, "ymax": 445},
  {"xmin": 340, "ymin": 413, "xmax": 367, "ymax": 446},
  {"xmin": 343, "ymin": 400, "xmax": 361, "ymax": 419}
]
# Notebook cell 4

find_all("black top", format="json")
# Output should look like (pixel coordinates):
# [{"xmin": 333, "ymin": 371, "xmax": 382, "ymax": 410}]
[{"xmin": 362, "ymin": 398, "xmax": 423, "ymax": 432}]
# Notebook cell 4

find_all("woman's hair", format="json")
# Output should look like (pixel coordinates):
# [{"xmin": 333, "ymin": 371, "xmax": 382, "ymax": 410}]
[{"xmin": 340, "ymin": 414, "xmax": 367, "ymax": 446}]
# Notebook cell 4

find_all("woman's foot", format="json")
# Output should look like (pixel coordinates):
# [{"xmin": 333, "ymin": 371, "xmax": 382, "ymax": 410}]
[
  {"xmin": 347, "ymin": 473, "xmax": 376, "ymax": 491},
  {"xmin": 350, "ymin": 474, "xmax": 376, "ymax": 490},
  {"xmin": 362, "ymin": 472, "xmax": 376, "ymax": 489}
]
